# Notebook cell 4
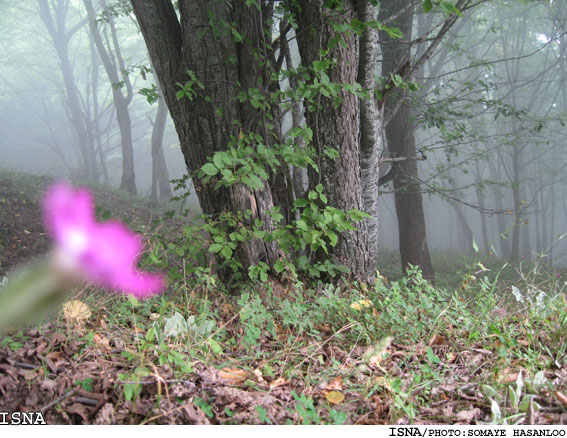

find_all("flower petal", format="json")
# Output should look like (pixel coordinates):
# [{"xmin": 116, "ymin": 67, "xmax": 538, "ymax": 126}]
[
  {"xmin": 43, "ymin": 183, "xmax": 95, "ymax": 255},
  {"xmin": 43, "ymin": 182, "xmax": 166, "ymax": 298},
  {"xmin": 110, "ymin": 270, "xmax": 165, "ymax": 298}
]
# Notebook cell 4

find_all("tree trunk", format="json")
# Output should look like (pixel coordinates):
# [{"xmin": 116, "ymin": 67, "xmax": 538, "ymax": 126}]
[
  {"xmin": 357, "ymin": 0, "xmax": 383, "ymax": 278},
  {"xmin": 84, "ymin": 0, "xmax": 136, "ymax": 194},
  {"xmin": 131, "ymin": 0, "xmax": 280, "ymax": 271},
  {"xmin": 488, "ymin": 158, "xmax": 510, "ymax": 258},
  {"xmin": 151, "ymin": 95, "xmax": 172, "ymax": 202},
  {"xmin": 295, "ymin": 0, "xmax": 373, "ymax": 281},
  {"xmin": 379, "ymin": 0, "xmax": 434, "ymax": 281},
  {"xmin": 38, "ymin": 0, "xmax": 98, "ymax": 181}
]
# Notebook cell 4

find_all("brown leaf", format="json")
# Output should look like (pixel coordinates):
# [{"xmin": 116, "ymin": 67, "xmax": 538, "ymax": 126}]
[
  {"xmin": 496, "ymin": 368, "xmax": 518, "ymax": 384},
  {"xmin": 428, "ymin": 334, "xmax": 447, "ymax": 346},
  {"xmin": 67, "ymin": 403, "xmax": 90, "ymax": 422},
  {"xmin": 183, "ymin": 403, "xmax": 211, "ymax": 425},
  {"xmin": 269, "ymin": 377, "xmax": 288, "ymax": 389},
  {"xmin": 93, "ymin": 333, "xmax": 111, "ymax": 350},
  {"xmin": 555, "ymin": 391, "xmax": 567, "ymax": 407},
  {"xmin": 325, "ymin": 391, "xmax": 345, "ymax": 404},
  {"xmin": 219, "ymin": 368, "xmax": 247, "ymax": 383},
  {"xmin": 326, "ymin": 376, "xmax": 343, "ymax": 391},
  {"xmin": 456, "ymin": 407, "xmax": 482, "ymax": 422}
]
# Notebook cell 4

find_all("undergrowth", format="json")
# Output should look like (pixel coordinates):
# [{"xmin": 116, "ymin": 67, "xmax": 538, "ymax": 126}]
[{"xmin": 3, "ymin": 169, "xmax": 567, "ymax": 424}]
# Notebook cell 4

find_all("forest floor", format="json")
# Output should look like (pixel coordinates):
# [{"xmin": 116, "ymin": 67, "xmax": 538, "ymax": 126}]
[{"xmin": 1, "ymin": 170, "xmax": 567, "ymax": 425}]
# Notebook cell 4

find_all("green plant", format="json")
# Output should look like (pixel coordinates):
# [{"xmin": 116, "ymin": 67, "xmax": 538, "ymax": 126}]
[
  {"xmin": 482, "ymin": 371, "xmax": 544, "ymax": 425},
  {"xmin": 238, "ymin": 292, "xmax": 275, "ymax": 351}
]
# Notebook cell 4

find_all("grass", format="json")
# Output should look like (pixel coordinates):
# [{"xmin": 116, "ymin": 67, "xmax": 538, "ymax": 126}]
[{"xmin": 2, "ymin": 169, "xmax": 567, "ymax": 424}]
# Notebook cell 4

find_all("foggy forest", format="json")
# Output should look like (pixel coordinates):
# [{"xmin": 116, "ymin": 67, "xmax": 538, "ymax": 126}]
[{"xmin": 1, "ymin": 0, "xmax": 567, "ymax": 426}]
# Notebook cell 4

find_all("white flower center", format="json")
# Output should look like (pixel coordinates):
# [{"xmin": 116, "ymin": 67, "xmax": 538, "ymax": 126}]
[{"xmin": 65, "ymin": 229, "xmax": 89, "ymax": 257}]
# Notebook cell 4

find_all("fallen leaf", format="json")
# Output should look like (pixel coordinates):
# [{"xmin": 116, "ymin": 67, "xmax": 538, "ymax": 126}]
[
  {"xmin": 219, "ymin": 368, "xmax": 247, "ymax": 383},
  {"xmin": 428, "ymin": 333, "xmax": 447, "ymax": 346},
  {"xmin": 63, "ymin": 300, "xmax": 92, "ymax": 322},
  {"xmin": 325, "ymin": 390, "xmax": 344, "ymax": 404},
  {"xmin": 326, "ymin": 376, "xmax": 343, "ymax": 391},
  {"xmin": 93, "ymin": 333, "xmax": 111, "ymax": 350},
  {"xmin": 496, "ymin": 368, "xmax": 518, "ymax": 384},
  {"xmin": 456, "ymin": 407, "xmax": 482, "ymax": 422},
  {"xmin": 269, "ymin": 377, "xmax": 288, "ymax": 389},
  {"xmin": 555, "ymin": 391, "xmax": 567, "ymax": 407}
]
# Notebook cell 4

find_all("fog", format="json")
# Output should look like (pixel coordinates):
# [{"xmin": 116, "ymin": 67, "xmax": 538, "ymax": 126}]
[{"xmin": 2, "ymin": 0, "xmax": 567, "ymax": 268}]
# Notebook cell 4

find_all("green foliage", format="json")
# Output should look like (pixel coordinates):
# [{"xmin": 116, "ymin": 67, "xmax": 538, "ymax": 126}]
[{"xmin": 176, "ymin": 70, "xmax": 204, "ymax": 101}]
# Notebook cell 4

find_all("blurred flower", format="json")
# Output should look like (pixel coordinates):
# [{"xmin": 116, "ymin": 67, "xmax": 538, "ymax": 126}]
[
  {"xmin": 0, "ymin": 182, "xmax": 165, "ymax": 332},
  {"xmin": 43, "ymin": 183, "xmax": 164, "ymax": 298}
]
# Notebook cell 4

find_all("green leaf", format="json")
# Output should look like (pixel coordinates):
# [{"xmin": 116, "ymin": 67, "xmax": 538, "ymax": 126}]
[
  {"xmin": 209, "ymin": 243, "xmax": 223, "ymax": 253},
  {"xmin": 202, "ymin": 163, "xmax": 218, "ymax": 176},
  {"xmin": 423, "ymin": 0, "xmax": 433, "ymax": 13},
  {"xmin": 208, "ymin": 338, "xmax": 223, "ymax": 355},
  {"xmin": 243, "ymin": 174, "xmax": 264, "ymax": 190},
  {"xmin": 221, "ymin": 246, "xmax": 233, "ymax": 259},
  {"xmin": 326, "ymin": 231, "xmax": 338, "ymax": 246},
  {"xmin": 213, "ymin": 152, "xmax": 228, "ymax": 169},
  {"xmin": 175, "ymin": 89, "xmax": 185, "ymax": 100},
  {"xmin": 274, "ymin": 260, "xmax": 285, "ymax": 273}
]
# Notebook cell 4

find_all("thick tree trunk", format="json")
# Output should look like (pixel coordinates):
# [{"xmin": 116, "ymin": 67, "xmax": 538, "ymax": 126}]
[
  {"xmin": 295, "ymin": 0, "xmax": 373, "ymax": 281},
  {"xmin": 379, "ymin": 0, "xmax": 434, "ymax": 281},
  {"xmin": 131, "ymin": 0, "xmax": 280, "ymax": 270}
]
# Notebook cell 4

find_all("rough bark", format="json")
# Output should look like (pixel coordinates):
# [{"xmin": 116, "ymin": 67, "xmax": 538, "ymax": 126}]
[
  {"xmin": 379, "ymin": 0, "xmax": 434, "ymax": 280},
  {"xmin": 295, "ymin": 0, "xmax": 372, "ymax": 281},
  {"xmin": 131, "ymin": 0, "xmax": 280, "ymax": 270}
]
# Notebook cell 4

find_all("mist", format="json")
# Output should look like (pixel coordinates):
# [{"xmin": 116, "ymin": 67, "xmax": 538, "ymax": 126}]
[{"xmin": 1, "ymin": 0, "xmax": 567, "ymax": 271}]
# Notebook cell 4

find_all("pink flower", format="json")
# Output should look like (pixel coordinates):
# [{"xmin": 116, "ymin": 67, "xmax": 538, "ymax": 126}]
[{"xmin": 42, "ymin": 182, "xmax": 165, "ymax": 298}]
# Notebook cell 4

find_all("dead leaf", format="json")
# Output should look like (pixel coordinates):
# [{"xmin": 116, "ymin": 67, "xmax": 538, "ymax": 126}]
[
  {"xmin": 555, "ymin": 391, "xmax": 567, "ymax": 407},
  {"xmin": 496, "ymin": 368, "xmax": 519, "ymax": 384},
  {"xmin": 93, "ymin": 333, "xmax": 111, "ymax": 350},
  {"xmin": 326, "ymin": 376, "xmax": 343, "ymax": 391},
  {"xmin": 253, "ymin": 368, "xmax": 267, "ymax": 385},
  {"xmin": 63, "ymin": 300, "xmax": 92, "ymax": 322},
  {"xmin": 428, "ymin": 334, "xmax": 447, "ymax": 346},
  {"xmin": 325, "ymin": 391, "xmax": 344, "ymax": 404},
  {"xmin": 456, "ymin": 407, "xmax": 482, "ymax": 422},
  {"xmin": 67, "ymin": 403, "xmax": 90, "ymax": 422},
  {"xmin": 269, "ymin": 377, "xmax": 288, "ymax": 389},
  {"xmin": 219, "ymin": 368, "xmax": 247, "ymax": 383}
]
